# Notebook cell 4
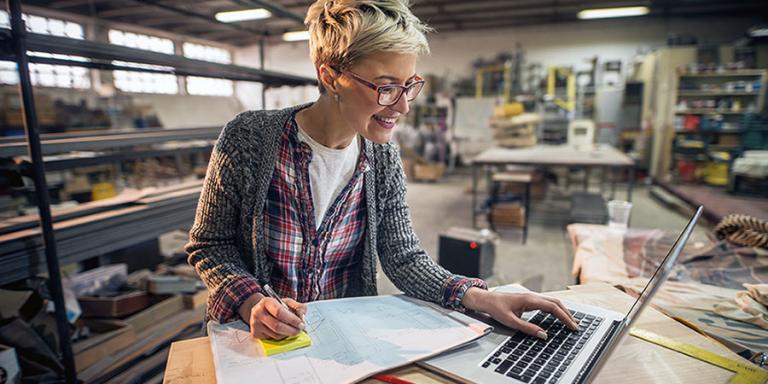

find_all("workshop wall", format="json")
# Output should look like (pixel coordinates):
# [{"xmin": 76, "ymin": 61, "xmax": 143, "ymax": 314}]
[{"xmin": 235, "ymin": 15, "xmax": 759, "ymax": 109}]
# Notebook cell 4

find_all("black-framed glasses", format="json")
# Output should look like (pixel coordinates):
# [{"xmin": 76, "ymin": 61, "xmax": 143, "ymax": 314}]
[{"xmin": 334, "ymin": 67, "xmax": 425, "ymax": 106}]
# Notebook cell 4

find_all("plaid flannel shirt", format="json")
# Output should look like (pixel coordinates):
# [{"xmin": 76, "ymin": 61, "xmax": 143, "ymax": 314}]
[{"xmin": 208, "ymin": 117, "xmax": 485, "ymax": 322}]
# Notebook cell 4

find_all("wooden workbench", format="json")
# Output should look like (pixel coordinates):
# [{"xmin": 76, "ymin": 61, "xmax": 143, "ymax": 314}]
[
  {"xmin": 163, "ymin": 283, "xmax": 743, "ymax": 383},
  {"xmin": 470, "ymin": 144, "xmax": 636, "ymax": 228}
]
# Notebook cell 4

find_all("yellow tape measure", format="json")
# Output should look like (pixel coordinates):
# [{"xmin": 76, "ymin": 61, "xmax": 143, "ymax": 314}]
[{"xmin": 630, "ymin": 328, "xmax": 768, "ymax": 384}]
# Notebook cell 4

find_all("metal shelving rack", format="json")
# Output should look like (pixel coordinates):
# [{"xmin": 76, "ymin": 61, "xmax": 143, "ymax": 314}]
[
  {"xmin": 673, "ymin": 70, "xmax": 767, "ymax": 154},
  {"xmin": 671, "ymin": 69, "xmax": 768, "ymax": 185},
  {"xmin": 0, "ymin": 1, "xmax": 316, "ymax": 382},
  {"xmin": 0, "ymin": 183, "xmax": 201, "ymax": 286},
  {"xmin": 0, "ymin": 126, "xmax": 223, "ymax": 157}
]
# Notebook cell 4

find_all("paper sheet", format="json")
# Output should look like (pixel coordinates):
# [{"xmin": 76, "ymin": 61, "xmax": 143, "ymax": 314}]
[{"xmin": 208, "ymin": 295, "xmax": 492, "ymax": 384}]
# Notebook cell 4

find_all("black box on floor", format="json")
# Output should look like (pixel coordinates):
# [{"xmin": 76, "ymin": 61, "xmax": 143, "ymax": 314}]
[
  {"xmin": 438, "ymin": 227, "xmax": 497, "ymax": 279},
  {"xmin": 570, "ymin": 192, "xmax": 607, "ymax": 224}
]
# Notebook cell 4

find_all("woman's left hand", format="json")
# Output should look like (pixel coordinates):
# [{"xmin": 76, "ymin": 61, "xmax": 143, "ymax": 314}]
[{"xmin": 462, "ymin": 287, "xmax": 579, "ymax": 340}]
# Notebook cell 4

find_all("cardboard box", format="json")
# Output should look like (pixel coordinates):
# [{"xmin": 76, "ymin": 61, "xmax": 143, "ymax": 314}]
[
  {"xmin": 78, "ymin": 291, "xmax": 152, "ymax": 318},
  {"xmin": 490, "ymin": 203, "xmax": 526, "ymax": 227},
  {"xmin": 0, "ymin": 344, "xmax": 20, "ymax": 384},
  {"xmin": 413, "ymin": 163, "xmax": 445, "ymax": 182}
]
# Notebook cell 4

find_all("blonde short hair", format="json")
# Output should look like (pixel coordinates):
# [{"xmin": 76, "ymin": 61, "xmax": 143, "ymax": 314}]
[{"xmin": 305, "ymin": 0, "xmax": 430, "ymax": 91}]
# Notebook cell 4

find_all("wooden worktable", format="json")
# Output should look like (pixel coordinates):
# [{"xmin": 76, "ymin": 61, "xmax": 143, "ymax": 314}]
[
  {"xmin": 163, "ymin": 283, "xmax": 743, "ymax": 383},
  {"xmin": 473, "ymin": 145, "xmax": 635, "ymax": 167},
  {"xmin": 469, "ymin": 145, "xmax": 636, "ymax": 228}
]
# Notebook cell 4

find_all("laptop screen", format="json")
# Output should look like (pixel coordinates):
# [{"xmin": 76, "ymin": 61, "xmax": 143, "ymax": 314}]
[{"xmin": 621, "ymin": 206, "xmax": 702, "ymax": 328}]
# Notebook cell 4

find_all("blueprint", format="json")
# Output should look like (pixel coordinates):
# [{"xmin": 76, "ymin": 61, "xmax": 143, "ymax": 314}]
[{"xmin": 208, "ymin": 295, "xmax": 492, "ymax": 384}]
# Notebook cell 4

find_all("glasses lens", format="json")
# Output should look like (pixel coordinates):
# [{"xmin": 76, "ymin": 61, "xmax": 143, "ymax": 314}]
[
  {"xmin": 378, "ymin": 86, "xmax": 403, "ymax": 106},
  {"xmin": 406, "ymin": 81, "xmax": 424, "ymax": 101}
]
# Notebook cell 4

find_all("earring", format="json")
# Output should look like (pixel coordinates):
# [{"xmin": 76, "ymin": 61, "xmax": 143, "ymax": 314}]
[{"xmin": 334, "ymin": 93, "xmax": 340, "ymax": 102}]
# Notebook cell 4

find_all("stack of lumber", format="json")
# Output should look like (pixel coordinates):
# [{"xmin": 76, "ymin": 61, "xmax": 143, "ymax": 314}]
[{"xmin": 490, "ymin": 103, "xmax": 540, "ymax": 148}]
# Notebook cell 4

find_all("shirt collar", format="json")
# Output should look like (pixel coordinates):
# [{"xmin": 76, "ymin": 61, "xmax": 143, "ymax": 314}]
[{"xmin": 285, "ymin": 116, "xmax": 371, "ymax": 173}]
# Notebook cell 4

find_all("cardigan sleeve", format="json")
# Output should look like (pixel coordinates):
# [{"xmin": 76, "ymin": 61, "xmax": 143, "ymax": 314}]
[
  {"xmin": 375, "ymin": 144, "xmax": 487, "ymax": 311},
  {"xmin": 185, "ymin": 115, "xmax": 263, "ymax": 322}
]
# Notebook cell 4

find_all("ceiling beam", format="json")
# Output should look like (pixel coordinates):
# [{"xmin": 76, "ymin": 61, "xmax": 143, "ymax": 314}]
[
  {"xmin": 135, "ymin": 16, "xmax": 196, "ymax": 27},
  {"xmin": 169, "ymin": 24, "xmax": 237, "ymax": 34},
  {"xmin": 428, "ymin": 6, "xmax": 766, "ymax": 34},
  {"xmin": 97, "ymin": 7, "xmax": 154, "ymax": 19},
  {"xmin": 430, "ymin": 15, "xmax": 565, "ymax": 30},
  {"xmin": 416, "ymin": 0, "xmax": 635, "ymax": 15},
  {"xmin": 420, "ymin": 0, "xmax": 768, "ymax": 26},
  {"xmin": 422, "ymin": 7, "xmax": 581, "ymax": 24},
  {"xmin": 198, "ymin": 30, "xmax": 250, "ymax": 40},
  {"xmin": 432, "ymin": 18, "xmax": 575, "ymax": 34},
  {"xmin": 48, "ymin": 0, "xmax": 112, "ymax": 9},
  {"xmin": 273, "ymin": 1, "xmax": 312, "ymax": 10},
  {"xmin": 219, "ymin": 35, "xmax": 264, "ymax": 46},
  {"xmin": 413, "ymin": 0, "xmax": 574, "ymax": 11}
]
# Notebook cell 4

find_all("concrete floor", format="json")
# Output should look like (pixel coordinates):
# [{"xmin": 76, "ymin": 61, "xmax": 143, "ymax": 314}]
[{"xmin": 376, "ymin": 169, "xmax": 707, "ymax": 295}]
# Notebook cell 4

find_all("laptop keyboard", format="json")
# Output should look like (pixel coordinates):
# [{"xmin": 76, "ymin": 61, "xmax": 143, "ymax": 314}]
[{"xmin": 480, "ymin": 310, "xmax": 603, "ymax": 384}]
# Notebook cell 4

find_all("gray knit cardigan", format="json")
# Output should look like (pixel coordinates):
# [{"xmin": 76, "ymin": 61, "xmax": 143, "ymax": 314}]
[{"xmin": 186, "ymin": 103, "xmax": 473, "ymax": 319}]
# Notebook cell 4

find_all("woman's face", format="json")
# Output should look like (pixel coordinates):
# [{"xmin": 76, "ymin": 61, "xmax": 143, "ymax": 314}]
[{"xmin": 333, "ymin": 51, "xmax": 418, "ymax": 144}]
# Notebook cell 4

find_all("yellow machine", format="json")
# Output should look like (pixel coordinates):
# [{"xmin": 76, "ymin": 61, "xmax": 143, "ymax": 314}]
[
  {"xmin": 475, "ymin": 63, "xmax": 512, "ymax": 100},
  {"xmin": 547, "ymin": 66, "xmax": 576, "ymax": 111},
  {"xmin": 703, "ymin": 151, "xmax": 731, "ymax": 186}
]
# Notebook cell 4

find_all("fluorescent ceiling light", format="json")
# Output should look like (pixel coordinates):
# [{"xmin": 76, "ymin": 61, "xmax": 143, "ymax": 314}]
[
  {"xmin": 283, "ymin": 30, "xmax": 310, "ymax": 42},
  {"xmin": 215, "ymin": 8, "xmax": 271, "ymax": 23},
  {"xmin": 577, "ymin": 6, "xmax": 650, "ymax": 20},
  {"xmin": 749, "ymin": 26, "xmax": 768, "ymax": 37}
]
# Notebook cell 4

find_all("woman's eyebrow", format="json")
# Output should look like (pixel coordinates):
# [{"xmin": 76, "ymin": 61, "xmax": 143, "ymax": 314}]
[
  {"xmin": 373, "ymin": 75, "xmax": 399, "ymax": 81},
  {"xmin": 374, "ymin": 74, "xmax": 418, "ymax": 83}
]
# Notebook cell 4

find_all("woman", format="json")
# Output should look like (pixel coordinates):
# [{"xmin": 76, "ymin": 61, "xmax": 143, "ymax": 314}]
[{"xmin": 186, "ymin": 0, "xmax": 577, "ymax": 341}]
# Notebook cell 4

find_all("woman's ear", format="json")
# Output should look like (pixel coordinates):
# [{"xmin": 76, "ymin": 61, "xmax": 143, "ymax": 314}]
[{"xmin": 318, "ymin": 64, "xmax": 340, "ymax": 95}]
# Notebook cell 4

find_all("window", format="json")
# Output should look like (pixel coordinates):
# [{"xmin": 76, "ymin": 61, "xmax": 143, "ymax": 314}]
[
  {"xmin": 182, "ymin": 42, "xmax": 233, "ymax": 96},
  {"xmin": 186, "ymin": 76, "xmax": 233, "ymax": 96},
  {"xmin": 108, "ymin": 29, "xmax": 175, "ymax": 54},
  {"xmin": 0, "ymin": 11, "xmax": 90, "ymax": 88},
  {"xmin": 112, "ymin": 61, "xmax": 178, "ymax": 94},
  {"xmin": 108, "ymin": 29, "xmax": 178, "ymax": 94},
  {"xmin": 182, "ymin": 42, "xmax": 231, "ymax": 64},
  {"xmin": 0, "ymin": 11, "xmax": 84, "ymax": 38},
  {"xmin": 28, "ymin": 52, "xmax": 91, "ymax": 88}
]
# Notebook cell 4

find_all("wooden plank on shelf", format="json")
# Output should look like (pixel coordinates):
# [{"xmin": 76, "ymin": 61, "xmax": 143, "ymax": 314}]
[
  {"xmin": 79, "ymin": 306, "xmax": 205, "ymax": 382},
  {"xmin": 125, "ymin": 295, "xmax": 186, "ymax": 333},
  {"xmin": 137, "ymin": 186, "xmax": 202, "ymax": 205},
  {"xmin": 183, "ymin": 290, "xmax": 208, "ymax": 310},
  {"xmin": 104, "ymin": 345, "xmax": 170, "ymax": 384},
  {"xmin": 0, "ymin": 180, "xmax": 202, "ymax": 239},
  {"xmin": 0, "ymin": 205, "xmax": 148, "ymax": 243},
  {"xmin": 74, "ymin": 320, "xmax": 136, "ymax": 373}
]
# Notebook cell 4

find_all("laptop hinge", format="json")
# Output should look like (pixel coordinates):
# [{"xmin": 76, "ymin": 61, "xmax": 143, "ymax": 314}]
[{"xmin": 574, "ymin": 320, "xmax": 622, "ymax": 384}]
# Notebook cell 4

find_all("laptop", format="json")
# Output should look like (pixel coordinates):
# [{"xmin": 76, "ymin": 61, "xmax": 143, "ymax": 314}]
[{"xmin": 422, "ymin": 206, "xmax": 703, "ymax": 384}]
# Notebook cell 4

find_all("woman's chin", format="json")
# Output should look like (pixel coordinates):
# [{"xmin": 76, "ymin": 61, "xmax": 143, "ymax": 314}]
[
  {"xmin": 366, "ymin": 131, "xmax": 393, "ymax": 144},
  {"xmin": 362, "ymin": 123, "xmax": 395, "ymax": 144}
]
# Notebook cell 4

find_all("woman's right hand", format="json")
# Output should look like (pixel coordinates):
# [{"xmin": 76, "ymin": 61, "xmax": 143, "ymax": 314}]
[{"xmin": 238, "ymin": 293, "xmax": 307, "ymax": 339}]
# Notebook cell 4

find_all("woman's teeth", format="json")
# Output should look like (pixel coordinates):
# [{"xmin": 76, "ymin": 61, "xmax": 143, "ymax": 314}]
[{"xmin": 373, "ymin": 115, "xmax": 396, "ymax": 124}]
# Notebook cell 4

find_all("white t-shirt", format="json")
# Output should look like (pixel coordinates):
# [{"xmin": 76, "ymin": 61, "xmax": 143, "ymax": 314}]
[{"xmin": 296, "ymin": 125, "xmax": 360, "ymax": 229}]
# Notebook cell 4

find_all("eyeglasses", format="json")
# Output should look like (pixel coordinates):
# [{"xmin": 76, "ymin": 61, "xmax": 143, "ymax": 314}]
[{"xmin": 334, "ymin": 67, "xmax": 425, "ymax": 106}]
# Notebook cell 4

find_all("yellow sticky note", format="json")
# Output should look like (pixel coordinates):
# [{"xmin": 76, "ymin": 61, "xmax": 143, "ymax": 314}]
[{"xmin": 258, "ymin": 331, "xmax": 311, "ymax": 356}]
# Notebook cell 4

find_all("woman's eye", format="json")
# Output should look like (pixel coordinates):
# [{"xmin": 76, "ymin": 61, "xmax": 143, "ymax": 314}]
[{"xmin": 380, "ymin": 87, "xmax": 399, "ymax": 95}]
